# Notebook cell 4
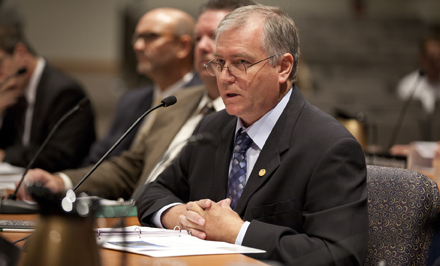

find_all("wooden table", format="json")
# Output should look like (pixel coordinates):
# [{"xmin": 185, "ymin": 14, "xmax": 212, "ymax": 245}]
[{"xmin": 0, "ymin": 214, "xmax": 267, "ymax": 266}]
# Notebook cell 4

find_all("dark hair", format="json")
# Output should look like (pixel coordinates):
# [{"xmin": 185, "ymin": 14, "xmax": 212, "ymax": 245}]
[
  {"xmin": 199, "ymin": 0, "xmax": 256, "ymax": 14},
  {"xmin": 0, "ymin": 26, "xmax": 36, "ymax": 55}
]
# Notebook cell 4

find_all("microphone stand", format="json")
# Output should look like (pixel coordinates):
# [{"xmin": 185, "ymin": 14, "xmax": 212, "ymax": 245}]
[
  {"xmin": 387, "ymin": 69, "xmax": 426, "ymax": 151},
  {"xmin": 0, "ymin": 98, "xmax": 89, "ymax": 214}
]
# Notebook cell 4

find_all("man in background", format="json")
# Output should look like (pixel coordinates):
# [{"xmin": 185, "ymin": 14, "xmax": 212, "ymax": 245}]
[
  {"xmin": 82, "ymin": 8, "xmax": 202, "ymax": 165},
  {"xmin": 18, "ymin": 0, "xmax": 254, "ymax": 200},
  {"xmin": 0, "ymin": 27, "xmax": 95, "ymax": 172},
  {"xmin": 137, "ymin": 4, "xmax": 367, "ymax": 265},
  {"xmin": 397, "ymin": 34, "xmax": 440, "ymax": 140}
]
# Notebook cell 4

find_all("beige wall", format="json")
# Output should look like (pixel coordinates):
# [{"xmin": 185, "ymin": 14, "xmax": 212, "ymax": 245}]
[{"xmin": 15, "ymin": 0, "xmax": 440, "ymax": 70}]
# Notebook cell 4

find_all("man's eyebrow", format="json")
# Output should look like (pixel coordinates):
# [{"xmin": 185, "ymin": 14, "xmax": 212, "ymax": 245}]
[{"xmin": 212, "ymin": 52, "xmax": 250, "ymax": 58}]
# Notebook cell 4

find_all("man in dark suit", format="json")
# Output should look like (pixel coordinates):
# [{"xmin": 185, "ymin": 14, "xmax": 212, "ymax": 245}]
[
  {"xmin": 136, "ymin": 4, "xmax": 368, "ymax": 265},
  {"xmin": 0, "ymin": 27, "xmax": 95, "ymax": 172},
  {"xmin": 82, "ymin": 8, "xmax": 202, "ymax": 165}
]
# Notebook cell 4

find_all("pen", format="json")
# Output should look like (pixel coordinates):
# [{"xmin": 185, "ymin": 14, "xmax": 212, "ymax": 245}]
[{"xmin": 0, "ymin": 228, "xmax": 35, "ymax": 232}]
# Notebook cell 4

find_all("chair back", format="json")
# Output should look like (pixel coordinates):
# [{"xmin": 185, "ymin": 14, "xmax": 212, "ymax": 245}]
[{"xmin": 366, "ymin": 165, "xmax": 440, "ymax": 266}]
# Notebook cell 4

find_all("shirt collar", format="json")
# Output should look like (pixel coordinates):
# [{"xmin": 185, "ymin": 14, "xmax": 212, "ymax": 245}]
[
  {"xmin": 153, "ymin": 70, "xmax": 196, "ymax": 99},
  {"xmin": 195, "ymin": 91, "xmax": 225, "ymax": 114},
  {"xmin": 235, "ymin": 87, "xmax": 292, "ymax": 150},
  {"xmin": 24, "ymin": 57, "xmax": 45, "ymax": 106}
]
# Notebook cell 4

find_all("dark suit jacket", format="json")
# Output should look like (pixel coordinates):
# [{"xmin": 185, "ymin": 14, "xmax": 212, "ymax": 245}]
[
  {"xmin": 137, "ymin": 86, "xmax": 368, "ymax": 265},
  {"xmin": 82, "ymin": 73, "xmax": 202, "ymax": 165},
  {"xmin": 0, "ymin": 64, "xmax": 96, "ymax": 172}
]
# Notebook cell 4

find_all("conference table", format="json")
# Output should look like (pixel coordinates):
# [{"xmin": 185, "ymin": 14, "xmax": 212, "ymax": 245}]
[{"xmin": 0, "ymin": 213, "xmax": 268, "ymax": 266}]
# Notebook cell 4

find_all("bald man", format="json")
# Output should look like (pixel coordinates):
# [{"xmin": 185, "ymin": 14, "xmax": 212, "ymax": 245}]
[{"xmin": 83, "ymin": 8, "xmax": 202, "ymax": 164}]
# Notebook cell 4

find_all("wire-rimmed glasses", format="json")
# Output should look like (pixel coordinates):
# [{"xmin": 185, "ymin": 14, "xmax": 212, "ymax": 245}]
[{"xmin": 204, "ymin": 55, "xmax": 275, "ymax": 77}]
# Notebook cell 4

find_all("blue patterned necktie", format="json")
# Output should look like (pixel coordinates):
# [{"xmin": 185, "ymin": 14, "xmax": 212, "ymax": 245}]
[{"xmin": 228, "ymin": 129, "xmax": 253, "ymax": 210}]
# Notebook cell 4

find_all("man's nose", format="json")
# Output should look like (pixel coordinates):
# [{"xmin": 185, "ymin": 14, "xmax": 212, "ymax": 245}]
[
  {"xmin": 197, "ymin": 35, "xmax": 214, "ymax": 53},
  {"xmin": 218, "ymin": 66, "xmax": 235, "ymax": 83}
]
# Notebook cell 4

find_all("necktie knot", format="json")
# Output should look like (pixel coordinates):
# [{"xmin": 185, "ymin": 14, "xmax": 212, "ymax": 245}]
[{"xmin": 234, "ymin": 130, "xmax": 252, "ymax": 155}]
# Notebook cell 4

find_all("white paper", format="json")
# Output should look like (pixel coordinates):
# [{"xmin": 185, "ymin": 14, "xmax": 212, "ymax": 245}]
[
  {"xmin": 0, "ymin": 163, "xmax": 25, "ymax": 175},
  {"xmin": 413, "ymin": 141, "xmax": 438, "ymax": 159},
  {"xmin": 97, "ymin": 226, "xmax": 265, "ymax": 257}
]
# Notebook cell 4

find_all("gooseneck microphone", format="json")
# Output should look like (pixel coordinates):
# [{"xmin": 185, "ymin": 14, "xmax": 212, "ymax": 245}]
[
  {"xmin": 72, "ymin": 96, "xmax": 177, "ymax": 192},
  {"xmin": 387, "ymin": 69, "xmax": 426, "ymax": 151},
  {"xmin": 0, "ymin": 67, "xmax": 27, "ymax": 89},
  {"xmin": 0, "ymin": 98, "xmax": 90, "ymax": 214}
]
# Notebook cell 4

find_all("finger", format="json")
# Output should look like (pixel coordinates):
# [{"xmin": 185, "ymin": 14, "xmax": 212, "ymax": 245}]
[
  {"xmin": 187, "ymin": 228, "xmax": 206, "ymax": 240},
  {"xmin": 196, "ymin": 199, "xmax": 212, "ymax": 209},
  {"xmin": 220, "ymin": 198, "xmax": 232, "ymax": 208},
  {"xmin": 185, "ymin": 210, "xmax": 206, "ymax": 226}
]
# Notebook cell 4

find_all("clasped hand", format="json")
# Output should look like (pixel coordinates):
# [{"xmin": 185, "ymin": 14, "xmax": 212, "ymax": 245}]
[{"xmin": 178, "ymin": 198, "xmax": 244, "ymax": 244}]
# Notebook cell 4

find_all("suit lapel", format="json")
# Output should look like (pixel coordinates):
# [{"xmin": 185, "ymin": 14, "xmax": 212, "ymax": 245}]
[
  {"xmin": 140, "ymin": 86, "xmax": 205, "ymax": 179},
  {"xmin": 235, "ymin": 86, "xmax": 306, "ymax": 215}
]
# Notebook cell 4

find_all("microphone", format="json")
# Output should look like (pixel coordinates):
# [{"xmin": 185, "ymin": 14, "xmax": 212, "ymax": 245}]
[
  {"xmin": 0, "ymin": 67, "xmax": 27, "ymax": 89},
  {"xmin": 387, "ymin": 69, "xmax": 426, "ymax": 151},
  {"xmin": 71, "ymin": 96, "xmax": 177, "ymax": 192},
  {"xmin": 131, "ymin": 132, "xmax": 217, "ymax": 201},
  {"xmin": 0, "ymin": 98, "xmax": 90, "ymax": 214}
]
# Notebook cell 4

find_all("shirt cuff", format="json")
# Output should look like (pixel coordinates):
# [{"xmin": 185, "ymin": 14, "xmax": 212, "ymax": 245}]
[
  {"xmin": 235, "ymin": 221, "xmax": 250, "ymax": 245},
  {"xmin": 152, "ymin": 202, "xmax": 183, "ymax": 228},
  {"xmin": 56, "ymin": 172, "xmax": 73, "ymax": 190}
]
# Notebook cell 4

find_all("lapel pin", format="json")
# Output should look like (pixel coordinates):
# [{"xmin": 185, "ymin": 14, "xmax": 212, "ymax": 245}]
[{"xmin": 259, "ymin": 169, "xmax": 266, "ymax": 177}]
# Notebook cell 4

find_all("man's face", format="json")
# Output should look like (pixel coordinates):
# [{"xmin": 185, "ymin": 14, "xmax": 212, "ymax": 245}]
[
  {"xmin": 0, "ymin": 49, "xmax": 27, "ymax": 93},
  {"xmin": 133, "ymin": 11, "xmax": 179, "ymax": 77},
  {"xmin": 215, "ymin": 20, "xmax": 283, "ymax": 126},
  {"xmin": 421, "ymin": 40, "xmax": 440, "ymax": 82},
  {"xmin": 194, "ymin": 9, "xmax": 230, "ymax": 82}
]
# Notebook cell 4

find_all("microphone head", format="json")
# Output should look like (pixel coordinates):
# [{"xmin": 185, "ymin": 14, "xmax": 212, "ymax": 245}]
[
  {"xmin": 16, "ymin": 67, "xmax": 27, "ymax": 76},
  {"xmin": 77, "ymin": 98, "xmax": 90, "ymax": 110},
  {"xmin": 161, "ymin": 96, "xmax": 177, "ymax": 107},
  {"xmin": 187, "ymin": 132, "xmax": 218, "ymax": 146}
]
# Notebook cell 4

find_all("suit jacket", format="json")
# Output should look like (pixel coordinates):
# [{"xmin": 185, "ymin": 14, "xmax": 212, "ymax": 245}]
[
  {"xmin": 82, "ymin": 73, "xmax": 202, "ymax": 165},
  {"xmin": 64, "ymin": 85, "xmax": 205, "ymax": 199},
  {"xmin": 136, "ymin": 86, "xmax": 368, "ymax": 265},
  {"xmin": 0, "ymin": 64, "xmax": 96, "ymax": 172}
]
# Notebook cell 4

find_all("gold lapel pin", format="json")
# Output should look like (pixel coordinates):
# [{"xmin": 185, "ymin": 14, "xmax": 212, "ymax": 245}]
[{"xmin": 259, "ymin": 169, "xmax": 266, "ymax": 177}]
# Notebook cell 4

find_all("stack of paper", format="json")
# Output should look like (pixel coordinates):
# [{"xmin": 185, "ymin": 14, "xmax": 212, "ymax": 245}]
[
  {"xmin": 96, "ymin": 225, "xmax": 265, "ymax": 257},
  {"xmin": 0, "ymin": 163, "xmax": 25, "ymax": 190}
]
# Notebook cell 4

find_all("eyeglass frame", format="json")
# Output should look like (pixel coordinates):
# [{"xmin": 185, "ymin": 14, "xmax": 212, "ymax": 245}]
[
  {"xmin": 204, "ymin": 55, "xmax": 275, "ymax": 77},
  {"xmin": 132, "ymin": 32, "xmax": 178, "ymax": 45}
]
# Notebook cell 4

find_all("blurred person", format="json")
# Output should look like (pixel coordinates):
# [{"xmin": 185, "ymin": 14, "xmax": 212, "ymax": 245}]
[
  {"xmin": 82, "ymin": 8, "xmax": 202, "ymax": 165},
  {"xmin": 0, "ymin": 27, "xmax": 96, "ymax": 172},
  {"xmin": 136, "ymin": 4, "xmax": 367, "ymax": 265},
  {"xmin": 17, "ymin": 0, "xmax": 255, "ymax": 200},
  {"xmin": 397, "ymin": 34, "xmax": 440, "ymax": 115},
  {"xmin": 390, "ymin": 34, "xmax": 440, "ymax": 155}
]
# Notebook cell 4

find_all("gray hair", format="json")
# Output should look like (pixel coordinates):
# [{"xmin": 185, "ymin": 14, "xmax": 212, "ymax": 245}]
[{"xmin": 215, "ymin": 4, "xmax": 300, "ymax": 82}]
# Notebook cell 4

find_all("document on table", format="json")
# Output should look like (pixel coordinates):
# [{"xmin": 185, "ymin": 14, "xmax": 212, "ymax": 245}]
[
  {"xmin": 96, "ymin": 225, "xmax": 265, "ymax": 257},
  {"xmin": 0, "ymin": 162, "xmax": 25, "ymax": 190}
]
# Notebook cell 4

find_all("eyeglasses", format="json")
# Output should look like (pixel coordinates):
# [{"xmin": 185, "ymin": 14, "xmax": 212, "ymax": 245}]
[
  {"xmin": 204, "ymin": 55, "xmax": 275, "ymax": 77},
  {"xmin": 132, "ymin": 32, "xmax": 176, "ymax": 45}
]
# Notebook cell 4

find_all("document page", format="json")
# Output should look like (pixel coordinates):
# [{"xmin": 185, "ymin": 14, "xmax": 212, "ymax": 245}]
[{"xmin": 97, "ymin": 225, "xmax": 265, "ymax": 257}]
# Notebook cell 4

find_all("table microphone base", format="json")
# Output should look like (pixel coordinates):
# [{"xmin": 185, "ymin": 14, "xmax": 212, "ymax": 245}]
[{"xmin": 0, "ymin": 199, "xmax": 39, "ymax": 214}]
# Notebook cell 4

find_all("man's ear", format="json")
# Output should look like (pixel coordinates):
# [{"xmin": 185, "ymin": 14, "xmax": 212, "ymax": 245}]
[
  {"xmin": 175, "ymin": 35, "xmax": 194, "ymax": 59},
  {"xmin": 278, "ymin": 53, "xmax": 293, "ymax": 84}
]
